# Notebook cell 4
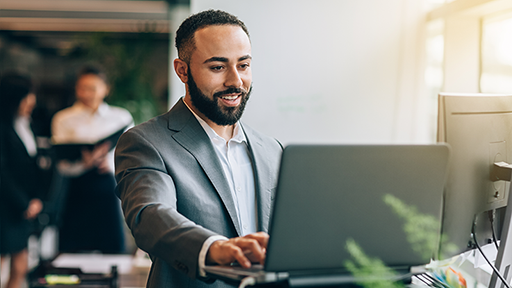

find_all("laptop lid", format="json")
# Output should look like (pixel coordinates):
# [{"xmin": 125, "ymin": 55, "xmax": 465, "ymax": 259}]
[{"xmin": 264, "ymin": 144, "xmax": 450, "ymax": 275}]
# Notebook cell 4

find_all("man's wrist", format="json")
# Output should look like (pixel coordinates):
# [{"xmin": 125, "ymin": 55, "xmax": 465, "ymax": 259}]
[{"xmin": 198, "ymin": 235, "xmax": 229, "ymax": 277}]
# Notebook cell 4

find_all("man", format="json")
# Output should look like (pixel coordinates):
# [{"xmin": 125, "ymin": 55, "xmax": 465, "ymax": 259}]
[{"xmin": 115, "ymin": 9, "xmax": 282, "ymax": 287}]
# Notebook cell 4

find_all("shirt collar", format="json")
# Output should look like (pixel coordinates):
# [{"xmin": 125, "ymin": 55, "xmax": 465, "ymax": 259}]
[
  {"xmin": 74, "ymin": 101, "xmax": 109, "ymax": 116},
  {"xmin": 15, "ymin": 115, "xmax": 31, "ymax": 125},
  {"xmin": 183, "ymin": 98, "xmax": 246, "ymax": 144}
]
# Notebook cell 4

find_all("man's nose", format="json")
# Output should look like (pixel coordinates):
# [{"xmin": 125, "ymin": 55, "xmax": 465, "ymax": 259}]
[{"xmin": 225, "ymin": 67, "xmax": 243, "ymax": 88}]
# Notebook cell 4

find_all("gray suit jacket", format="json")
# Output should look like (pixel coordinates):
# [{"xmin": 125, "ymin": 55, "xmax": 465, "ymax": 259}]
[{"xmin": 115, "ymin": 99, "xmax": 282, "ymax": 288}]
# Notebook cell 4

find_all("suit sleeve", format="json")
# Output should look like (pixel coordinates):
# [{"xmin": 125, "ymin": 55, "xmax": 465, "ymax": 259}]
[{"xmin": 114, "ymin": 128, "xmax": 218, "ymax": 279}]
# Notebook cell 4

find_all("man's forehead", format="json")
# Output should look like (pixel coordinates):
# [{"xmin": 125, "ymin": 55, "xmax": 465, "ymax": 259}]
[
  {"xmin": 194, "ymin": 24, "xmax": 248, "ymax": 39},
  {"xmin": 191, "ymin": 25, "xmax": 251, "ymax": 62}
]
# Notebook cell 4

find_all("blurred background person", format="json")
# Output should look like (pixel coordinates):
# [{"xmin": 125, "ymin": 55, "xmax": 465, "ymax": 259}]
[
  {"xmin": 51, "ymin": 65, "xmax": 133, "ymax": 254},
  {"xmin": 0, "ymin": 73, "xmax": 44, "ymax": 288}
]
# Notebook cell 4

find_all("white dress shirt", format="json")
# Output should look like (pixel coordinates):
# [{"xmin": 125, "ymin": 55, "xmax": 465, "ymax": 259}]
[
  {"xmin": 52, "ymin": 101, "xmax": 133, "ymax": 176},
  {"xmin": 183, "ymin": 101, "xmax": 257, "ymax": 276}
]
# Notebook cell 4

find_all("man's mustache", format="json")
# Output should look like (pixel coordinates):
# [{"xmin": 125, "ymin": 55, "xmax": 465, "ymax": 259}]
[{"xmin": 213, "ymin": 87, "xmax": 247, "ymax": 98}]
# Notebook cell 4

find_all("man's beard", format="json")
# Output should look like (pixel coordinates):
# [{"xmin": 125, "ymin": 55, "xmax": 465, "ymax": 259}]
[{"xmin": 187, "ymin": 70, "xmax": 251, "ymax": 126}]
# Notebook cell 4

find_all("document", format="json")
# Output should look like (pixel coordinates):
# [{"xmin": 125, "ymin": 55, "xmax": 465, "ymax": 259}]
[{"xmin": 53, "ymin": 126, "xmax": 127, "ymax": 161}]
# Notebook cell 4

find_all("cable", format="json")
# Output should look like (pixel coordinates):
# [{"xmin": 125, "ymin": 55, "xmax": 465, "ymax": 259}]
[
  {"xmin": 238, "ymin": 276, "xmax": 256, "ymax": 288},
  {"xmin": 472, "ymin": 215, "xmax": 511, "ymax": 288},
  {"xmin": 488, "ymin": 210, "xmax": 500, "ymax": 251}
]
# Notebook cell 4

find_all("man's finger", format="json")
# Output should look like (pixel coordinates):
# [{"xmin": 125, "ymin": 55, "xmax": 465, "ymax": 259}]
[
  {"xmin": 232, "ymin": 238, "xmax": 266, "ymax": 264},
  {"xmin": 243, "ymin": 232, "xmax": 269, "ymax": 248},
  {"xmin": 231, "ymin": 246, "xmax": 251, "ymax": 268}
]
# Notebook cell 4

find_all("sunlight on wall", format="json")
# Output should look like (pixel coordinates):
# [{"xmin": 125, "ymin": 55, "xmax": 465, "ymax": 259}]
[
  {"xmin": 427, "ymin": 0, "xmax": 448, "ymax": 10},
  {"xmin": 481, "ymin": 12, "xmax": 512, "ymax": 94},
  {"xmin": 424, "ymin": 19, "xmax": 445, "ymax": 142}
]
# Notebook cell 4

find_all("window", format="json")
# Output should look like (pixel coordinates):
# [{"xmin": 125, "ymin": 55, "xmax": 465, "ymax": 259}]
[{"xmin": 481, "ymin": 11, "xmax": 512, "ymax": 93}]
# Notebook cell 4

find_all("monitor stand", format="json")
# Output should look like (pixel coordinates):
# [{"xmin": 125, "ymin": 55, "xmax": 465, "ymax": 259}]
[{"xmin": 489, "ymin": 174, "xmax": 512, "ymax": 288}]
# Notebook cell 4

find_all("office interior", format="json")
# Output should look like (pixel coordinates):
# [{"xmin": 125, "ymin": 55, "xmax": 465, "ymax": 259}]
[{"xmin": 2, "ymin": 0, "xmax": 512, "ymax": 287}]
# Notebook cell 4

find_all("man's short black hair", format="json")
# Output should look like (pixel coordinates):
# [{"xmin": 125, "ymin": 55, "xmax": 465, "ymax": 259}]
[
  {"xmin": 175, "ymin": 9, "xmax": 250, "ymax": 64},
  {"xmin": 77, "ymin": 65, "xmax": 109, "ymax": 85}
]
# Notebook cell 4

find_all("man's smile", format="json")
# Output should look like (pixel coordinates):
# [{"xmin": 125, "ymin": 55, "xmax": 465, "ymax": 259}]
[{"xmin": 218, "ymin": 93, "xmax": 242, "ymax": 107}]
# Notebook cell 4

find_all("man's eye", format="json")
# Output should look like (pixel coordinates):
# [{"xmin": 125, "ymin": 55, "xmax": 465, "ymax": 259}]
[
  {"xmin": 239, "ymin": 64, "xmax": 250, "ymax": 69},
  {"xmin": 211, "ymin": 66, "xmax": 223, "ymax": 71}
]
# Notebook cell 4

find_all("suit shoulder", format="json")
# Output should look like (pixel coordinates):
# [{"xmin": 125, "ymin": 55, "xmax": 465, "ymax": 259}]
[
  {"xmin": 241, "ymin": 123, "xmax": 282, "ymax": 150},
  {"xmin": 122, "ymin": 113, "xmax": 168, "ymax": 139}
]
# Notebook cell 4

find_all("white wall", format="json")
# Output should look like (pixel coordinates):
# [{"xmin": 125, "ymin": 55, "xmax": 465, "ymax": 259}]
[{"xmin": 171, "ymin": 0, "xmax": 429, "ymax": 145}]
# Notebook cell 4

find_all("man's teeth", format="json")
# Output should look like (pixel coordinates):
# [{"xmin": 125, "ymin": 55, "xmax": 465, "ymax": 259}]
[{"xmin": 221, "ymin": 95, "xmax": 238, "ymax": 100}]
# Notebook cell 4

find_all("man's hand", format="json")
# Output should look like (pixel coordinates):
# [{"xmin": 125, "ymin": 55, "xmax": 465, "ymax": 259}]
[
  {"xmin": 207, "ymin": 232, "xmax": 269, "ymax": 268},
  {"xmin": 82, "ymin": 142, "xmax": 111, "ymax": 170}
]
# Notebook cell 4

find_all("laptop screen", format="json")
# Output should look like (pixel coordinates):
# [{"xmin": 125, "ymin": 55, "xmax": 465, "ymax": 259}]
[{"xmin": 265, "ymin": 144, "xmax": 449, "ymax": 274}]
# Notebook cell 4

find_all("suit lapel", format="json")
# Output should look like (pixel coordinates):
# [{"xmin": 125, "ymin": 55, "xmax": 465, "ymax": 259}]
[
  {"xmin": 167, "ymin": 99, "xmax": 242, "ymax": 236},
  {"xmin": 242, "ymin": 124, "xmax": 273, "ymax": 233}
]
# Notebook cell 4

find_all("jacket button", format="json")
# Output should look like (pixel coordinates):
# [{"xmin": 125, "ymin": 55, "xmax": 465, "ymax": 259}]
[{"xmin": 175, "ymin": 262, "xmax": 188, "ymax": 274}]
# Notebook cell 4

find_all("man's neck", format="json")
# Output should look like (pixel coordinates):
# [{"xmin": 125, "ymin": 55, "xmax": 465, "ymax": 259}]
[
  {"xmin": 183, "ymin": 97, "xmax": 235, "ymax": 142},
  {"xmin": 210, "ymin": 123, "xmax": 234, "ymax": 142}
]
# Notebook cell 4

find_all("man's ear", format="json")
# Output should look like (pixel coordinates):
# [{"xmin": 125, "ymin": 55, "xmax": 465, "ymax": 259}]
[
  {"xmin": 105, "ymin": 85, "xmax": 111, "ymax": 97},
  {"xmin": 174, "ymin": 58, "xmax": 189, "ymax": 84}
]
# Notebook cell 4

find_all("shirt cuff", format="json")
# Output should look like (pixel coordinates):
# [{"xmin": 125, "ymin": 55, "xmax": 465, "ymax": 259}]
[{"xmin": 198, "ymin": 235, "xmax": 229, "ymax": 277}]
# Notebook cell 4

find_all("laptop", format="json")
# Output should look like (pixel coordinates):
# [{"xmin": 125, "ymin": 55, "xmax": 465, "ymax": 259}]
[{"xmin": 205, "ymin": 144, "xmax": 450, "ymax": 287}]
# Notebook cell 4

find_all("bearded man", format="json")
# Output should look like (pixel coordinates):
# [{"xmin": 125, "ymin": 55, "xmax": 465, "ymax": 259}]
[{"xmin": 115, "ymin": 9, "xmax": 282, "ymax": 288}]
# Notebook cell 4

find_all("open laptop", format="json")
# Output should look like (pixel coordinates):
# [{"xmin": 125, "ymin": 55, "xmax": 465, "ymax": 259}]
[{"xmin": 205, "ymin": 144, "xmax": 450, "ymax": 287}]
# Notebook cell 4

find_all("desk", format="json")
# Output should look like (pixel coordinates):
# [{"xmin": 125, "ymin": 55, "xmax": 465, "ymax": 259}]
[
  {"xmin": 29, "ymin": 253, "xmax": 150, "ymax": 288},
  {"xmin": 215, "ymin": 273, "xmax": 427, "ymax": 288},
  {"xmin": 221, "ymin": 280, "xmax": 425, "ymax": 288}
]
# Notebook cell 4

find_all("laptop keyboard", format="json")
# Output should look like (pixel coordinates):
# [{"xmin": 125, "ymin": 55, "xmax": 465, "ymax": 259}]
[{"xmin": 227, "ymin": 264, "xmax": 264, "ymax": 275}]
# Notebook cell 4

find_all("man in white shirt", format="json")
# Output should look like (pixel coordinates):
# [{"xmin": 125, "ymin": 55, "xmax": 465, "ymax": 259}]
[
  {"xmin": 52, "ymin": 66, "xmax": 133, "ymax": 253},
  {"xmin": 115, "ymin": 9, "xmax": 282, "ymax": 288}
]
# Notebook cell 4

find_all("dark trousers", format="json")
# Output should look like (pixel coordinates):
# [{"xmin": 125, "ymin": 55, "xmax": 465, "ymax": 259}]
[{"xmin": 59, "ymin": 169, "xmax": 125, "ymax": 254}]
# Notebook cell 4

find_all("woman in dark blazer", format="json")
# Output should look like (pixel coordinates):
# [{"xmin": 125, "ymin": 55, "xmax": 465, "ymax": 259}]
[{"xmin": 0, "ymin": 73, "xmax": 44, "ymax": 288}]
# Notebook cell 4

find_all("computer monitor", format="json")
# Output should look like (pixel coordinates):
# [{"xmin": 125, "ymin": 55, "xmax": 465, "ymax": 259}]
[{"xmin": 437, "ymin": 92, "xmax": 512, "ymax": 287}]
